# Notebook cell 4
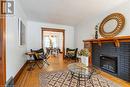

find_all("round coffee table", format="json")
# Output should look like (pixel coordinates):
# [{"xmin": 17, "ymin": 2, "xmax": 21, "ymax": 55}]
[{"xmin": 67, "ymin": 63, "xmax": 100, "ymax": 86}]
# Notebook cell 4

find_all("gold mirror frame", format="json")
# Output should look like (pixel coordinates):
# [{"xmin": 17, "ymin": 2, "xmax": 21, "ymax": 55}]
[{"xmin": 99, "ymin": 13, "xmax": 125, "ymax": 38}]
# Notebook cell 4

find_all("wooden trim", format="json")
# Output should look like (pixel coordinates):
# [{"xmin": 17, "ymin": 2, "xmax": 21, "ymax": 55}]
[
  {"xmin": 14, "ymin": 61, "xmax": 28, "ymax": 83},
  {"xmin": 83, "ymin": 36, "xmax": 130, "ymax": 47},
  {"xmin": 83, "ymin": 36, "xmax": 130, "ymax": 42},
  {"xmin": 41, "ymin": 29, "xmax": 43, "ymax": 48},
  {"xmin": 41, "ymin": 28, "xmax": 65, "ymax": 57},
  {"xmin": 0, "ymin": 1, "xmax": 6, "ymax": 86},
  {"xmin": 84, "ymin": 42, "xmax": 92, "ymax": 66},
  {"xmin": 41, "ymin": 28, "xmax": 65, "ymax": 32}
]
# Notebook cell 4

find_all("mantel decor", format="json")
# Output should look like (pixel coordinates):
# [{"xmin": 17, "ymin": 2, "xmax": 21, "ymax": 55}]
[
  {"xmin": 95, "ymin": 23, "xmax": 99, "ymax": 39},
  {"xmin": 99, "ymin": 13, "xmax": 125, "ymax": 38}
]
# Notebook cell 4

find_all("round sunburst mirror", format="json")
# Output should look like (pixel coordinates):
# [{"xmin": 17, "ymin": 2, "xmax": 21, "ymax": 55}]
[{"xmin": 99, "ymin": 13, "xmax": 125, "ymax": 38}]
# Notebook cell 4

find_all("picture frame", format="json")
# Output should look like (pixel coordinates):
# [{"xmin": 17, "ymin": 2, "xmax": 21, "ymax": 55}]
[{"xmin": 18, "ymin": 18, "xmax": 26, "ymax": 45}]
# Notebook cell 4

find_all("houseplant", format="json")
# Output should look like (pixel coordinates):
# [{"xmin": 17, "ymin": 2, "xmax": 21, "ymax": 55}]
[{"xmin": 78, "ymin": 48, "xmax": 89, "ymax": 66}]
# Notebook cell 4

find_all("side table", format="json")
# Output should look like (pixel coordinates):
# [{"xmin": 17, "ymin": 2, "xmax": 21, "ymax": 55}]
[{"xmin": 25, "ymin": 52, "xmax": 35, "ymax": 71}]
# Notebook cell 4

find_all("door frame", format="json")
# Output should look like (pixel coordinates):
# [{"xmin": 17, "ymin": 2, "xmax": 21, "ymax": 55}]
[
  {"xmin": 0, "ymin": 1, "xmax": 6, "ymax": 86},
  {"xmin": 41, "ymin": 28, "xmax": 65, "ymax": 57}
]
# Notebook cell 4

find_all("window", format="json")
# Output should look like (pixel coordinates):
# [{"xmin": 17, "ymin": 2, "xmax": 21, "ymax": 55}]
[
  {"xmin": 52, "ymin": 36, "xmax": 57, "ymax": 48},
  {"xmin": 44, "ymin": 35, "xmax": 57, "ymax": 48},
  {"xmin": 44, "ymin": 36, "xmax": 50, "ymax": 48}
]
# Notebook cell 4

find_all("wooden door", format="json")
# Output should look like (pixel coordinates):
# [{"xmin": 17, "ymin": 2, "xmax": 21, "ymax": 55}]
[{"xmin": 0, "ymin": 5, "xmax": 6, "ymax": 87}]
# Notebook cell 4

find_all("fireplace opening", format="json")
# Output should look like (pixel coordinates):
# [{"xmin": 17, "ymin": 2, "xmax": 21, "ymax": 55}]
[{"xmin": 100, "ymin": 55, "xmax": 117, "ymax": 74}]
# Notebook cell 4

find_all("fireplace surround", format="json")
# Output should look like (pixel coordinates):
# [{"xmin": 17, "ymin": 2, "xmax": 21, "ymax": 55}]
[
  {"xmin": 83, "ymin": 36, "xmax": 130, "ymax": 82},
  {"xmin": 92, "ymin": 42, "xmax": 130, "ymax": 81}
]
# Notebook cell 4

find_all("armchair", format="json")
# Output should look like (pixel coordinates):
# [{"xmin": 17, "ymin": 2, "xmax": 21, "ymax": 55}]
[
  {"xmin": 65, "ymin": 48, "xmax": 78, "ymax": 61},
  {"xmin": 30, "ymin": 48, "xmax": 49, "ymax": 69}
]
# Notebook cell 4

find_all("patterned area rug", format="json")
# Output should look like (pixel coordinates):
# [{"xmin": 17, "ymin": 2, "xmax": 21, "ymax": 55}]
[{"xmin": 39, "ymin": 70, "xmax": 121, "ymax": 87}]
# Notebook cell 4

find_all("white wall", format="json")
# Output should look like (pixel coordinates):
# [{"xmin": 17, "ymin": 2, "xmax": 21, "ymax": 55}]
[
  {"xmin": 75, "ymin": 1, "xmax": 130, "ymax": 49},
  {"xmin": 6, "ymin": 0, "xmax": 27, "ymax": 81},
  {"xmin": 6, "ymin": 0, "xmax": 75, "ymax": 81},
  {"xmin": 26, "ymin": 21, "xmax": 75, "ymax": 51}
]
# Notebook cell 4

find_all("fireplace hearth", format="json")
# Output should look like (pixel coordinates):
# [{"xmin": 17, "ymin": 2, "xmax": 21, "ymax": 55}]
[{"xmin": 100, "ymin": 55, "xmax": 117, "ymax": 74}]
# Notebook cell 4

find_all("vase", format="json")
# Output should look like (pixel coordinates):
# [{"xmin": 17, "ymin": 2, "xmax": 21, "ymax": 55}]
[
  {"xmin": 95, "ymin": 30, "xmax": 98, "ymax": 39},
  {"xmin": 81, "ymin": 56, "xmax": 88, "ymax": 66},
  {"xmin": 95, "ymin": 24, "xmax": 99, "ymax": 39}
]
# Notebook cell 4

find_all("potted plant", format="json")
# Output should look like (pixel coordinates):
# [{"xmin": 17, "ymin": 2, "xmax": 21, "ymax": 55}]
[{"xmin": 78, "ymin": 48, "xmax": 89, "ymax": 66}]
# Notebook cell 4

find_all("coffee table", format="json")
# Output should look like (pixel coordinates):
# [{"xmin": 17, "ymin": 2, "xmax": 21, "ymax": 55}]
[{"xmin": 67, "ymin": 63, "xmax": 100, "ymax": 86}]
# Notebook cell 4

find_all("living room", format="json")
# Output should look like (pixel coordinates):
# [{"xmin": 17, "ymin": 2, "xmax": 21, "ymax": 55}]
[{"xmin": 0, "ymin": 0, "xmax": 130, "ymax": 87}]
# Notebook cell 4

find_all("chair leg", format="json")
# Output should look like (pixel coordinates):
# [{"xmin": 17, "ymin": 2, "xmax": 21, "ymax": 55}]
[
  {"xmin": 39, "ymin": 60, "xmax": 44, "ymax": 65},
  {"xmin": 44, "ymin": 59, "xmax": 49, "ymax": 65},
  {"xmin": 36, "ymin": 61, "xmax": 43, "ymax": 69}
]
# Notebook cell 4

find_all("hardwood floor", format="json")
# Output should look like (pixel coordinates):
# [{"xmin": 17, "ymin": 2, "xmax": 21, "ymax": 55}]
[{"xmin": 15, "ymin": 54, "xmax": 130, "ymax": 87}]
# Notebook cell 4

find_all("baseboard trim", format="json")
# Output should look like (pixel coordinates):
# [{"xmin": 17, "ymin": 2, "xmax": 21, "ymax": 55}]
[{"xmin": 14, "ymin": 61, "xmax": 28, "ymax": 83}]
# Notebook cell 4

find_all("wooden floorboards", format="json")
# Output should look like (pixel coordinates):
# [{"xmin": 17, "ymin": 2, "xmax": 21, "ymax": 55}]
[{"xmin": 15, "ymin": 54, "xmax": 130, "ymax": 87}]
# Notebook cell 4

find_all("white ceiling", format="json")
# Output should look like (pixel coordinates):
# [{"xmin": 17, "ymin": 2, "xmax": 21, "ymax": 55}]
[{"xmin": 19, "ymin": 0, "xmax": 127, "ymax": 26}]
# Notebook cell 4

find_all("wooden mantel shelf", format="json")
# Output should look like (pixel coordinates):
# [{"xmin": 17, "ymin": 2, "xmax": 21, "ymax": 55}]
[
  {"xmin": 83, "ymin": 36, "xmax": 130, "ymax": 47},
  {"xmin": 83, "ymin": 36, "xmax": 130, "ymax": 66}
]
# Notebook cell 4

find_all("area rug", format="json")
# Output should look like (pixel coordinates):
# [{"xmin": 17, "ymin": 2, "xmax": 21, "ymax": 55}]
[{"xmin": 39, "ymin": 70, "xmax": 121, "ymax": 87}]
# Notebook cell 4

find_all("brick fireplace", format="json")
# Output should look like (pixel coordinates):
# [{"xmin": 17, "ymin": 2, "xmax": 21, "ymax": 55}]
[
  {"xmin": 83, "ymin": 36, "xmax": 130, "ymax": 82},
  {"xmin": 92, "ymin": 42, "xmax": 130, "ymax": 81}
]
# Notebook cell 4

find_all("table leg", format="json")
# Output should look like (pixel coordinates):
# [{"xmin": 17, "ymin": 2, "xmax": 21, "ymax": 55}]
[
  {"xmin": 77, "ymin": 74, "xmax": 80, "ymax": 87},
  {"xmin": 68, "ymin": 72, "xmax": 74, "ymax": 87},
  {"xmin": 84, "ymin": 76, "xmax": 86, "ymax": 87},
  {"xmin": 89, "ymin": 77, "xmax": 94, "ymax": 87},
  {"xmin": 27, "ymin": 60, "xmax": 35, "ymax": 71}
]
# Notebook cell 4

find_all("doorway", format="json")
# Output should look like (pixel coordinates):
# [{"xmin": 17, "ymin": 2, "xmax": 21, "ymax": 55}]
[
  {"xmin": 0, "ymin": 8, "xmax": 6, "ymax": 87},
  {"xmin": 41, "ymin": 28, "xmax": 65, "ymax": 57}
]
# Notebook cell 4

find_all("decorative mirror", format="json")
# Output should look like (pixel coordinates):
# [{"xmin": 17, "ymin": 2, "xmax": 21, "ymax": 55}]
[{"xmin": 99, "ymin": 13, "xmax": 125, "ymax": 38}]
